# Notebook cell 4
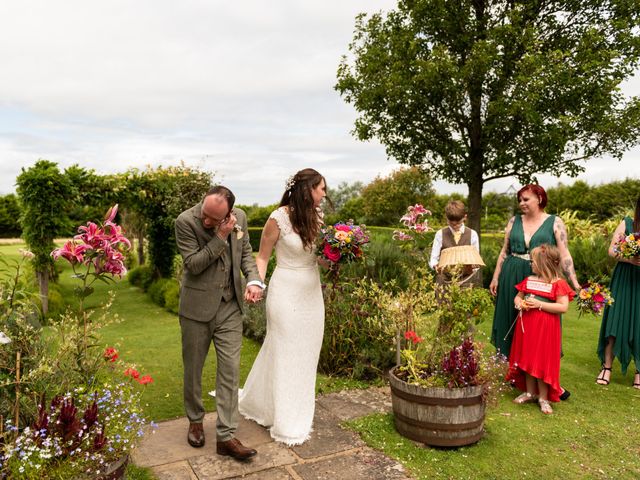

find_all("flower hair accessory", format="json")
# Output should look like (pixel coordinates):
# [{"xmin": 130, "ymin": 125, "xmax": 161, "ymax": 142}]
[{"xmin": 285, "ymin": 175, "xmax": 296, "ymax": 191}]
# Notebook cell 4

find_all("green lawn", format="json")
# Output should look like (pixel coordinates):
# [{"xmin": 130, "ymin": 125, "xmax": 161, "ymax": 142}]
[{"xmin": 4, "ymin": 241, "xmax": 639, "ymax": 478}]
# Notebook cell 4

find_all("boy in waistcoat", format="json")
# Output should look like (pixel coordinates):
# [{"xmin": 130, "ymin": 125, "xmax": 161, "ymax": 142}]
[{"xmin": 429, "ymin": 200, "xmax": 480, "ymax": 287}]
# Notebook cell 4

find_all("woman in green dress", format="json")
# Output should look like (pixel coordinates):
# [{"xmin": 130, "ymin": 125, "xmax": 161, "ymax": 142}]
[
  {"xmin": 596, "ymin": 196, "xmax": 640, "ymax": 389},
  {"xmin": 490, "ymin": 185, "xmax": 581, "ymax": 357}
]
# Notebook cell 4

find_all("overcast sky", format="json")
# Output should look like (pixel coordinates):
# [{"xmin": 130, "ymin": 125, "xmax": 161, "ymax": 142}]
[{"xmin": 1, "ymin": 1, "xmax": 639, "ymax": 206}]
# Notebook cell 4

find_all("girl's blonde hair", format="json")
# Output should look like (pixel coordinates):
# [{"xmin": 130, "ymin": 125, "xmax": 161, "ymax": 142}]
[{"xmin": 530, "ymin": 244, "xmax": 563, "ymax": 282}]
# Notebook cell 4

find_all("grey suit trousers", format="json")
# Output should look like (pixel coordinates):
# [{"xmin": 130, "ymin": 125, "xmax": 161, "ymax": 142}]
[{"xmin": 180, "ymin": 297, "xmax": 243, "ymax": 442}]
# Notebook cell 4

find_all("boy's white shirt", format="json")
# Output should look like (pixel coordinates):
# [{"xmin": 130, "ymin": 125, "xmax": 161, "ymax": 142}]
[{"xmin": 429, "ymin": 224, "xmax": 480, "ymax": 269}]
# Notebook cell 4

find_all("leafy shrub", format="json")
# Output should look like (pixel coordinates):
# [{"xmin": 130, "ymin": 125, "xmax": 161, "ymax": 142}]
[
  {"xmin": 128, "ymin": 265, "xmax": 154, "ymax": 291},
  {"xmin": 242, "ymin": 300, "xmax": 267, "ymax": 342},
  {"xmin": 163, "ymin": 280, "xmax": 180, "ymax": 314},
  {"xmin": 248, "ymin": 227, "xmax": 263, "ymax": 252},
  {"xmin": 320, "ymin": 278, "xmax": 397, "ymax": 379},
  {"xmin": 148, "ymin": 278, "xmax": 171, "ymax": 307},
  {"xmin": 569, "ymin": 235, "xmax": 616, "ymax": 284},
  {"xmin": 480, "ymin": 234, "xmax": 503, "ymax": 288}
]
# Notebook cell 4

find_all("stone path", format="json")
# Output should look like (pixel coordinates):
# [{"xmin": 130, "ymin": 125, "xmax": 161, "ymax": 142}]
[{"xmin": 132, "ymin": 387, "xmax": 413, "ymax": 480}]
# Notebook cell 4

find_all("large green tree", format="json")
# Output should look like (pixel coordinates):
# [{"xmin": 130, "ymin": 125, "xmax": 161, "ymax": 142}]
[
  {"xmin": 122, "ymin": 164, "xmax": 214, "ymax": 278},
  {"xmin": 16, "ymin": 160, "xmax": 73, "ymax": 314},
  {"xmin": 336, "ymin": 0, "xmax": 640, "ymax": 232}
]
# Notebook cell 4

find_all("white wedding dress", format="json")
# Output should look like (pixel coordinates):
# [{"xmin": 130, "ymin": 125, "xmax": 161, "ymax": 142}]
[{"xmin": 239, "ymin": 207, "xmax": 325, "ymax": 445}]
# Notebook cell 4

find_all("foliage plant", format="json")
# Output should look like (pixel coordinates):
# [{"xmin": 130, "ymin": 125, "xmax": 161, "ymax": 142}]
[
  {"xmin": 337, "ymin": 1, "xmax": 640, "ymax": 233},
  {"xmin": 389, "ymin": 205, "xmax": 508, "ymax": 399},
  {"xmin": 1, "ymin": 347, "xmax": 154, "ymax": 479},
  {"xmin": 1, "ymin": 208, "xmax": 155, "ymax": 478}
]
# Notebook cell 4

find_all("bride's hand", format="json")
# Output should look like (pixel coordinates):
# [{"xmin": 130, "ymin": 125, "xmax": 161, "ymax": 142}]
[{"xmin": 317, "ymin": 256, "xmax": 331, "ymax": 269}]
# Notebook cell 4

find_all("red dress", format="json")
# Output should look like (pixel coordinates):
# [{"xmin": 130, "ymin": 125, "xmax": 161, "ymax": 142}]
[{"xmin": 507, "ymin": 277, "xmax": 575, "ymax": 402}]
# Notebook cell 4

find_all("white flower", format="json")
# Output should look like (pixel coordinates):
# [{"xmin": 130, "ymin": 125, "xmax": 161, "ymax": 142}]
[{"xmin": 0, "ymin": 331, "xmax": 11, "ymax": 344}]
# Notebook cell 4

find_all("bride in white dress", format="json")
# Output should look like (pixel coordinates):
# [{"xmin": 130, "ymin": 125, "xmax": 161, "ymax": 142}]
[{"xmin": 239, "ymin": 168, "xmax": 327, "ymax": 445}]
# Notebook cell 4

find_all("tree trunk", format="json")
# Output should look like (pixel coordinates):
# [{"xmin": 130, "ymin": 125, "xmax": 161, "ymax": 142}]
[
  {"xmin": 137, "ymin": 231, "xmax": 145, "ymax": 266},
  {"xmin": 37, "ymin": 269, "xmax": 49, "ymax": 316}
]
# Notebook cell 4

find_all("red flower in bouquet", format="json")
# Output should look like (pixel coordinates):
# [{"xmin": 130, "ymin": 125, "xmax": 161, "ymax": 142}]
[{"xmin": 322, "ymin": 243, "xmax": 342, "ymax": 263}]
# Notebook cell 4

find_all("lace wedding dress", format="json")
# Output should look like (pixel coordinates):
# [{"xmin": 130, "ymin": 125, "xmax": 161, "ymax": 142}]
[{"xmin": 238, "ymin": 207, "xmax": 325, "ymax": 445}]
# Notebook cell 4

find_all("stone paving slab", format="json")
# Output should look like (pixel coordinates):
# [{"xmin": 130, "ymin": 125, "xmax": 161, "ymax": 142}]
[
  {"xmin": 293, "ymin": 448, "xmax": 410, "ymax": 480},
  {"xmin": 291, "ymin": 404, "xmax": 364, "ymax": 459},
  {"xmin": 132, "ymin": 412, "xmax": 272, "ymax": 468},
  {"xmin": 150, "ymin": 460, "xmax": 198, "ymax": 480},
  {"xmin": 133, "ymin": 387, "xmax": 412, "ymax": 480},
  {"xmin": 228, "ymin": 467, "xmax": 295, "ymax": 479},
  {"xmin": 317, "ymin": 386, "xmax": 392, "ymax": 422},
  {"xmin": 189, "ymin": 441, "xmax": 297, "ymax": 479}
]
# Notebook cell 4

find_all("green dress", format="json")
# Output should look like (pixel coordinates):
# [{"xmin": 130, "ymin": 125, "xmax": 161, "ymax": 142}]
[
  {"xmin": 491, "ymin": 214, "xmax": 557, "ymax": 355},
  {"xmin": 597, "ymin": 217, "xmax": 640, "ymax": 374}
]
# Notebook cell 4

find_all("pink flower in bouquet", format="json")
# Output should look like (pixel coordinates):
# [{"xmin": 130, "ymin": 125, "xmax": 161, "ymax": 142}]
[{"xmin": 334, "ymin": 224, "xmax": 352, "ymax": 232}]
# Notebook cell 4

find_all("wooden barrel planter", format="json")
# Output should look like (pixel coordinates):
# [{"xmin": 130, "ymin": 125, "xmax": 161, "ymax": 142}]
[{"xmin": 388, "ymin": 367, "xmax": 485, "ymax": 447}]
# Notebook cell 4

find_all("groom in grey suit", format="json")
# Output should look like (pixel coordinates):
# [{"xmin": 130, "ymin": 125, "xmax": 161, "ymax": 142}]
[{"xmin": 175, "ymin": 185, "xmax": 264, "ymax": 460}]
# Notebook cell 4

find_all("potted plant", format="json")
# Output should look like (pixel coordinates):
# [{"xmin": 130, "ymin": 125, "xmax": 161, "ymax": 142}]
[{"xmin": 385, "ymin": 205, "xmax": 508, "ymax": 447}]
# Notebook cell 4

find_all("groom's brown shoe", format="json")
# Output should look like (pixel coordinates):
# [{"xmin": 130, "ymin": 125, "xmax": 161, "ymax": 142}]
[
  {"xmin": 216, "ymin": 437, "xmax": 257, "ymax": 460},
  {"xmin": 187, "ymin": 422, "xmax": 205, "ymax": 448}
]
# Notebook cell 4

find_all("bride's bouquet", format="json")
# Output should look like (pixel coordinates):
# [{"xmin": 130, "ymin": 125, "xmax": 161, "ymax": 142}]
[
  {"xmin": 613, "ymin": 231, "xmax": 640, "ymax": 259},
  {"xmin": 318, "ymin": 220, "xmax": 370, "ymax": 265},
  {"xmin": 577, "ymin": 282, "xmax": 614, "ymax": 316}
]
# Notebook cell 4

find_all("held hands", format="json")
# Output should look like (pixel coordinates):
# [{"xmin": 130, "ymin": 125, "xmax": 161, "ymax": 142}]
[
  {"xmin": 216, "ymin": 214, "xmax": 238, "ymax": 240},
  {"xmin": 244, "ymin": 284, "xmax": 264, "ymax": 304}
]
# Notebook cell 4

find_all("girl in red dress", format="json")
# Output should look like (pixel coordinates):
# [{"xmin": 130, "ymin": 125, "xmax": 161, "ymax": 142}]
[{"xmin": 507, "ymin": 244, "xmax": 575, "ymax": 414}]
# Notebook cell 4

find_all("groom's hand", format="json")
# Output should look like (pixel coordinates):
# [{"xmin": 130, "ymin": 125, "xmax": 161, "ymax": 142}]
[
  {"xmin": 244, "ymin": 285, "xmax": 263, "ymax": 303},
  {"xmin": 216, "ymin": 214, "xmax": 237, "ymax": 240}
]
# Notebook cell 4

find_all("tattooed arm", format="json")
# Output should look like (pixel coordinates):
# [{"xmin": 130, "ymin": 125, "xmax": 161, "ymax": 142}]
[
  {"xmin": 489, "ymin": 216, "xmax": 515, "ymax": 296},
  {"xmin": 554, "ymin": 217, "xmax": 581, "ymax": 291}
]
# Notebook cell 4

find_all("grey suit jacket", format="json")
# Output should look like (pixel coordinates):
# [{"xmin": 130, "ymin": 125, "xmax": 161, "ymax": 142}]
[{"xmin": 175, "ymin": 202, "xmax": 260, "ymax": 322}]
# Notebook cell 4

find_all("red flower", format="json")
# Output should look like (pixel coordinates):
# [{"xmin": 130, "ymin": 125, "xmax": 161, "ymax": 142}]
[
  {"xmin": 103, "ymin": 347, "xmax": 119, "ymax": 363},
  {"xmin": 592, "ymin": 293, "xmax": 604, "ymax": 303},
  {"xmin": 323, "ymin": 243, "xmax": 341, "ymax": 262},
  {"xmin": 137, "ymin": 375, "xmax": 154, "ymax": 385},
  {"xmin": 404, "ymin": 330, "xmax": 423, "ymax": 344},
  {"xmin": 124, "ymin": 367, "xmax": 140, "ymax": 379}
]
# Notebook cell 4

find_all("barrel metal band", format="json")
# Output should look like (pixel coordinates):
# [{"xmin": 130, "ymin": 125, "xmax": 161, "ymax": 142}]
[
  {"xmin": 390, "ymin": 384, "xmax": 483, "ymax": 406},
  {"xmin": 394, "ymin": 410, "xmax": 484, "ymax": 432}
]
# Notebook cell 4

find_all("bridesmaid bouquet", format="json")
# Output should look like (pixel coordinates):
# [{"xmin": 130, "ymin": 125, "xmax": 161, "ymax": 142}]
[
  {"xmin": 613, "ymin": 231, "xmax": 640, "ymax": 258},
  {"xmin": 318, "ymin": 221, "xmax": 370, "ymax": 265},
  {"xmin": 577, "ymin": 282, "xmax": 614, "ymax": 316}
]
